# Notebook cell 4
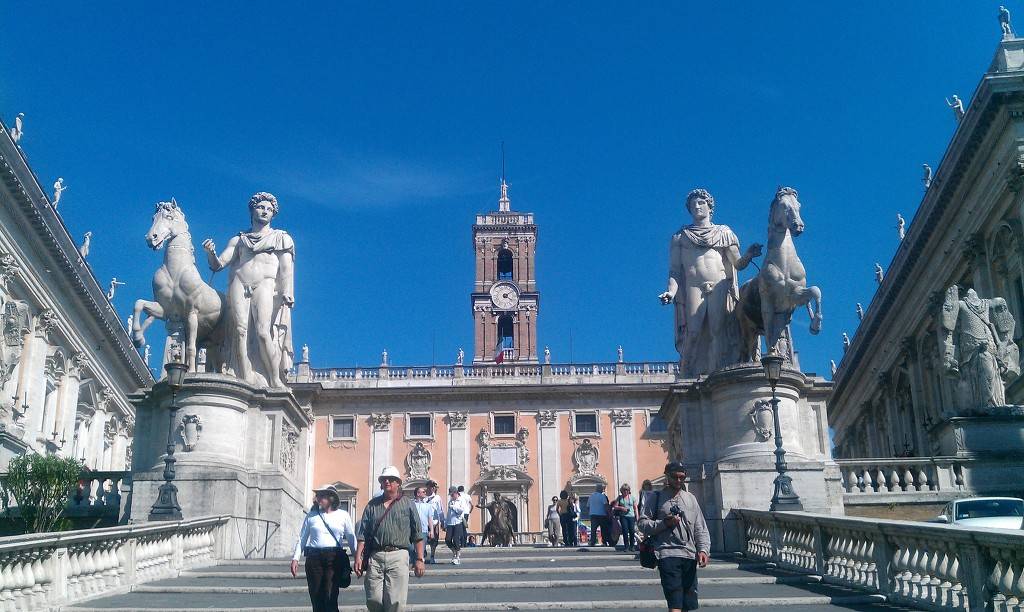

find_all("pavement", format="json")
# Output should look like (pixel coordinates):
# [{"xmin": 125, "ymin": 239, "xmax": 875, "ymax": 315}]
[{"xmin": 66, "ymin": 545, "xmax": 912, "ymax": 611}]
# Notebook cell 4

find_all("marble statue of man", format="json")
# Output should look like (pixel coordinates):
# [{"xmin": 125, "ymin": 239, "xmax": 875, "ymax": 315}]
[
  {"xmin": 1001, "ymin": 5, "xmax": 1013, "ymax": 38},
  {"xmin": 456, "ymin": 347, "xmax": 464, "ymax": 365},
  {"xmin": 896, "ymin": 214, "xmax": 905, "ymax": 241},
  {"xmin": 842, "ymin": 332, "xmax": 851, "ymax": 352},
  {"xmin": 874, "ymin": 263, "xmax": 884, "ymax": 283},
  {"xmin": 856, "ymin": 303, "xmax": 864, "ymax": 321},
  {"xmin": 922, "ymin": 164, "xmax": 932, "ymax": 189},
  {"xmin": 829, "ymin": 359, "xmax": 837, "ymax": 376},
  {"xmin": 79, "ymin": 231, "xmax": 91, "ymax": 258},
  {"xmin": 301, "ymin": 343, "xmax": 309, "ymax": 363},
  {"xmin": 52, "ymin": 178, "xmax": 66, "ymax": 208},
  {"xmin": 9, "ymin": 113, "xmax": 24, "ymax": 144},
  {"xmin": 659, "ymin": 188, "xmax": 761, "ymax": 377},
  {"xmin": 202, "ymin": 192, "xmax": 295, "ymax": 388},
  {"xmin": 947, "ymin": 95, "xmax": 965, "ymax": 121},
  {"xmin": 543, "ymin": 346, "xmax": 551, "ymax": 364},
  {"xmin": 940, "ymin": 286, "xmax": 1020, "ymax": 409}
]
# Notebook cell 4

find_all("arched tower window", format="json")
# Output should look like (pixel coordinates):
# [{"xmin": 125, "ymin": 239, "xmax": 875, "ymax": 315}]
[
  {"xmin": 497, "ymin": 249, "xmax": 513, "ymax": 280},
  {"xmin": 498, "ymin": 315, "xmax": 514, "ymax": 349}
]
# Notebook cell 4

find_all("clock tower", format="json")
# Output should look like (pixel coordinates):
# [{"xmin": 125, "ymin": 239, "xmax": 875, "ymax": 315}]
[{"xmin": 472, "ymin": 180, "xmax": 539, "ymax": 363}]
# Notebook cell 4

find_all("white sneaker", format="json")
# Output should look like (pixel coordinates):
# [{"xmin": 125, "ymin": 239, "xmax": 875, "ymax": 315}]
[{"xmin": 453, "ymin": 557, "xmax": 461, "ymax": 565}]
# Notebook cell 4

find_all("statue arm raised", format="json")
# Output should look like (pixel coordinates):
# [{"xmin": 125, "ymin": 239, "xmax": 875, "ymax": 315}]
[
  {"xmin": 728, "ymin": 242, "xmax": 763, "ymax": 271},
  {"xmin": 202, "ymin": 236, "xmax": 237, "ymax": 272}
]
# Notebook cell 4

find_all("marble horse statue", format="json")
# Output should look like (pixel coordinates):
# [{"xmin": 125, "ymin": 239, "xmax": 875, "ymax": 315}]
[
  {"xmin": 737, "ymin": 187, "xmax": 823, "ymax": 361},
  {"xmin": 133, "ymin": 200, "xmax": 226, "ymax": 375}
]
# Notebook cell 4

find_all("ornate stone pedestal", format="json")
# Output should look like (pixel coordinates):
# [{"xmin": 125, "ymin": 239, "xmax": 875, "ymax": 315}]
[
  {"xmin": 660, "ymin": 365, "xmax": 844, "ymax": 552},
  {"xmin": 129, "ymin": 373, "xmax": 311, "ymax": 558}
]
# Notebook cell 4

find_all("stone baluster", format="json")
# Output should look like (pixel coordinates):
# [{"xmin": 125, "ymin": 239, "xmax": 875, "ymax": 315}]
[
  {"xmin": 888, "ymin": 466, "xmax": 901, "ymax": 491},
  {"xmin": 873, "ymin": 467, "xmax": 887, "ymax": 492}
]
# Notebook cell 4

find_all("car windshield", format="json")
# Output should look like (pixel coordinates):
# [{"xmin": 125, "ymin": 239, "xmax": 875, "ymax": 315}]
[{"xmin": 955, "ymin": 499, "xmax": 1024, "ymax": 520}]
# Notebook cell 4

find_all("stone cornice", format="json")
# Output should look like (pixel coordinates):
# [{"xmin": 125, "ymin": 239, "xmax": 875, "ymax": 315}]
[
  {"xmin": 0, "ymin": 129, "xmax": 151, "ymax": 387},
  {"xmin": 831, "ymin": 46, "xmax": 1024, "ymax": 413}
]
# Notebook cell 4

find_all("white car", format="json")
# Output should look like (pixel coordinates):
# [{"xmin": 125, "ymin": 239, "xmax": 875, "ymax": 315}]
[{"xmin": 935, "ymin": 497, "xmax": 1024, "ymax": 530}]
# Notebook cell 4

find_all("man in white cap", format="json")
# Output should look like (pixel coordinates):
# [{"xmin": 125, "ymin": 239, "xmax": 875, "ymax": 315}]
[{"xmin": 355, "ymin": 466, "xmax": 425, "ymax": 611}]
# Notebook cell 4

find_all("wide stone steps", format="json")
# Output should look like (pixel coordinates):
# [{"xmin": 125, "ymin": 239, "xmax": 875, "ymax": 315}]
[{"xmin": 66, "ymin": 545, "xmax": 913, "ymax": 611}]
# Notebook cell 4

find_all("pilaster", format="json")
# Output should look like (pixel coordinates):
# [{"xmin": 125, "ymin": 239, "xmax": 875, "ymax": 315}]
[
  {"xmin": 609, "ymin": 409, "xmax": 637, "ymax": 491},
  {"xmin": 370, "ymin": 412, "xmax": 392, "ymax": 494},
  {"xmin": 447, "ymin": 412, "xmax": 469, "ymax": 488},
  {"xmin": 536, "ymin": 410, "xmax": 559, "ymax": 526}
]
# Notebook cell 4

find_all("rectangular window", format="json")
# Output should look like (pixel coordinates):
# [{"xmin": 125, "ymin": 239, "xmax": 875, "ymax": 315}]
[
  {"xmin": 574, "ymin": 413, "xmax": 598, "ymax": 435},
  {"xmin": 331, "ymin": 417, "xmax": 355, "ymax": 440},
  {"xmin": 494, "ymin": 415, "xmax": 515, "ymax": 435},
  {"xmin": 409, "ymin": 415, "xmax": 432, "ymax": 438},
  {"xmin": 648, "ymin": 413, "xmax": 669, "ymax": 434}
]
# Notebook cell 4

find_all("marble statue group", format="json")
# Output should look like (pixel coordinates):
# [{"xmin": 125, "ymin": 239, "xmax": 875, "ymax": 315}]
[
  {"xmin": 660, "ymin": 187, "xmax": 822, "ymax": 377},
  {"xmin": 133, "ymin": 192, "xmax": 295, "ymax": 388},
  {"xmin": 940, "ymin": 285, "xmax": 1020, "ymax": 410}
]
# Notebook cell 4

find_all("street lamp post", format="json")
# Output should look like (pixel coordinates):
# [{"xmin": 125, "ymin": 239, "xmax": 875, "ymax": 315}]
[
  {"xmin": 760, "ymin": 353, "xmax": 803, "ymax": 512},
  {"xmin": 148, "ymin": 360, "xmax": 187, "ymax": 521}
]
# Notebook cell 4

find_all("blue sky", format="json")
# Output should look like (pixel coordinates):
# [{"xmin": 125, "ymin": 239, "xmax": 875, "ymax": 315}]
[{"xmin": 0, "ymin": 3, "xmax": 1004, "ymax": 376}]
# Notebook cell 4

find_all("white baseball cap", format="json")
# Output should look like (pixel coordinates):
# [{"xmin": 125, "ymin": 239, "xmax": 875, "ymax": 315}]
[{"xmin": 378, "ymin": 465, "xmax": 401, "ymax": 483}]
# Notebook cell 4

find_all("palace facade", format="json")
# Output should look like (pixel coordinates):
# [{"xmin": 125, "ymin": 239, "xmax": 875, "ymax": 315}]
[
  {"xmin": 0, "ymin": 123, "xmax": 148, "ymax": 473},
  {"xmin": 830, "ymin": 37, "xmax": 1024, "ymax": 499},
  {"xmin": 292, "ymin": 183, "xmax": 674, "ymax": 534}
]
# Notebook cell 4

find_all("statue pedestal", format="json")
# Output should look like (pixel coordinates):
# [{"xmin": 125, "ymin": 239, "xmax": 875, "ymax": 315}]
[
  {"xmin": 660, "ymin": 365, "xmax": 844, "ymax": 552},
  {"xmin": 129, "ymin": 374, "xmax": 311, "ymax": 559}
]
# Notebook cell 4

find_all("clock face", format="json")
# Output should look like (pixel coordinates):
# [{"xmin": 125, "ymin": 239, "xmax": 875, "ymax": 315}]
[{"xmin": 490, "ymin": 282, "xmax": 520, "ymax": 310}]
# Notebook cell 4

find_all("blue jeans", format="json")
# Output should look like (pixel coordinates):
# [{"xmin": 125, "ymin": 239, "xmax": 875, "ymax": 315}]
[{"xmin": 618, "ymin": 515, "xmax": 636, "ymax": 549}]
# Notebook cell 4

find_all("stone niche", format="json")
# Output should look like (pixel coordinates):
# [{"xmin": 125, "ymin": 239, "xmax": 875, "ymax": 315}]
[
  {"xmin": 660, "ymin": 364, "xmax": 844, "ymax": 553},
  {"xmin": 129, "ymin": 373, "xmax": 311, "ymax": 559}
]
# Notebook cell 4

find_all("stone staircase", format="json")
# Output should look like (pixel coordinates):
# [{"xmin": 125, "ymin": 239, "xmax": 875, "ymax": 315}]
[{"xmin": 67, "ymin": 545, "xmax": 911, "ymax": 611}]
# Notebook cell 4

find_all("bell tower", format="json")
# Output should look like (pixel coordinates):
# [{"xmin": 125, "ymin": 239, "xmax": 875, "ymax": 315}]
[{"xmin": 472, "ymin": 179, "xmax": 539, "ymax": 363}]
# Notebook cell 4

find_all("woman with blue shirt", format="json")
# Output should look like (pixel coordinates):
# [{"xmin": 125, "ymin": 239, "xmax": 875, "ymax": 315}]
[{"xmin": 291, "ymin": 484, "xmax": 357, "ymax": 612}]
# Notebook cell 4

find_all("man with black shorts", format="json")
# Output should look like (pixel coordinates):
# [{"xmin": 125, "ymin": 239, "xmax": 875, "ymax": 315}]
[{"xmin": 638, "ymin": 462, "xmax": 710, "ymax": 612}]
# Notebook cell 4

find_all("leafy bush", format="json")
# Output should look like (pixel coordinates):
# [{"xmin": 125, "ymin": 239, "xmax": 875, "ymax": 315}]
[{"xmin": 1, "ymin": 454, "xmax": 83, "ymax": 533}]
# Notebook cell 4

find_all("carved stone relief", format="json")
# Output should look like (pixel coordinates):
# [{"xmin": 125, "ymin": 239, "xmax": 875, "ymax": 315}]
[
  {"xmin": 407, "ymin": 441, "xmax": 431, "ymax": 480},
  {"xmin": 536, "ymin": 410, "xmax": 557, "ymax": 428},
  {"xmin": 609, "ymin": 409, "xmax": 632, "ymax": 426},
  {"xmin": 748, "ymin": 399, "xmax": 774, "ymax": 442},
  {"xmin": 0, "ymin": 297, "xmax": 31, "ymax": 394},
  {"xmin": 446, "ymin": 411, "xmax": 468, "ymax": 429},
  {"xmin": 281, "ymin": 420, "xmax": 299, "ymax": 474},
  {"xmin": 572, "ymin": 438, "xmax": 599, "ymax": 477},
  {"xmin": 180, "ymin": 414, "xmax": 202, "ymax": 451},
  {"xmin": 476, "ymin": 426, "xmax": 529, "ymax": 478},
  {"xmin": 371, "ymin": 413, "xmax": 392, "ymax": 432}
]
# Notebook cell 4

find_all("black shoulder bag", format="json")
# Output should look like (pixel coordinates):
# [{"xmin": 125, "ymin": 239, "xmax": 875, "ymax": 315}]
[
  {"xmin": 318, "ymin": 511, "xmax": 353, "ymax": 589},
  {"xmin": 638, "ymin": 491, "xmax": 661, "ymax": 568}
]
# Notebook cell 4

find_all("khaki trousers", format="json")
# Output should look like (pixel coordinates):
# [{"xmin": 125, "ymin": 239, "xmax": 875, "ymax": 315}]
[{"xmin": 364, "ymin": 549, "xmax": 410, "ymax": 612}]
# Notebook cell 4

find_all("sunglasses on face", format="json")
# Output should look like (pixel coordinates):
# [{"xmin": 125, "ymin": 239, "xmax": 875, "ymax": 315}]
[{"xmin": 381, "ymin": 478, "xmax": 400, "ymax": 484}]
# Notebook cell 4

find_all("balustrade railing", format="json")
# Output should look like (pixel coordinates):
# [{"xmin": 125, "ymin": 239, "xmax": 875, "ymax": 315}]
[
  {"xmin": 737, "ymin": 509, "xmax": 1024, "ymax": 611},
  {"xmin": 836, "ymin": 458, "xmax": 966, "ymax": 496},
  {"xmin": 301, "ymin": 361, "xmax": 680, "ymax": 385},
  {"xmin": 0, "ymin": 515, "xmax": 229, "ymax": 611}
]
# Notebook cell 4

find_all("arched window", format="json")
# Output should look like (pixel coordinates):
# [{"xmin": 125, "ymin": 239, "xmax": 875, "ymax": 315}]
[
  {"xmin": 497, "ymin": 249, "xmax": 513, "ymax": 280},
  {"xmin": 498, "ymin": 315, "xmax": 514, "ymax": 349}
]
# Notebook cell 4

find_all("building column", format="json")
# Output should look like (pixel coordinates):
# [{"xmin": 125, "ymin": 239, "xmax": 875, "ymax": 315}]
[
  {"xmin": 536, "ymin": 410, "xmax": 559, "ymax": 527},
  {"xmin": 609, "ymin": 409, "xmax": 636, "ymax": 491},
  {"xmin": 369, "ymin": 413, "xmax": 392, "ymax": 495},
  {"xmin": 23, "ymin": 312, "xmax": 55, "ymax": 434},
  {"xmin": 447, "ymin": 412, "xmax": 469, "ymax": 488}
]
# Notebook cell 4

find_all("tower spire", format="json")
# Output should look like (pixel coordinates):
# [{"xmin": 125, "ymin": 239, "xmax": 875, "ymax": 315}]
[{"xmin": 498, "ymin": 142, "xmax": 510, "ymax": 212}]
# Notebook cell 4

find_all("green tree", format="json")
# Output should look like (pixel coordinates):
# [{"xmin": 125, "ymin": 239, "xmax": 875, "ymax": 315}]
[{"xmin": 1, "ymin": 454, "xmax": 83, "ymax": 533}]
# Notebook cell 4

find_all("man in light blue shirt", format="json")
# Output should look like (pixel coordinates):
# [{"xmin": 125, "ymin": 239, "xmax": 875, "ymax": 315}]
[
  {"xmin": 413, "ymin": 487, "xmax": 440, "ymax": 562},
  {"xmin": 588, "ymin": 484, "xmax": 611, "ymax": 547}
]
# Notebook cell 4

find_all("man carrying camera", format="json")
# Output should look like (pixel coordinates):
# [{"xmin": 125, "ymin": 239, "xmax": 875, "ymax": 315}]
[{"xmin": 638, "ymin": 462, "xmax": 710, "ymax": 612}]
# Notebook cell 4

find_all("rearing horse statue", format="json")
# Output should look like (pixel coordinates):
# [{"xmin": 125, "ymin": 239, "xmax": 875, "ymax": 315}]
[
  {"xmin": 133, "ymin": 200, "xmax": 226, "ymax": 374},
  {"xmin": 737, "ymin": 187, "xmax": 823, "ymax": 361}
]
